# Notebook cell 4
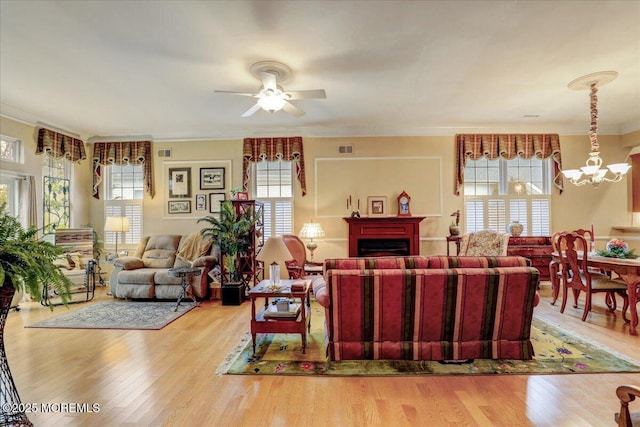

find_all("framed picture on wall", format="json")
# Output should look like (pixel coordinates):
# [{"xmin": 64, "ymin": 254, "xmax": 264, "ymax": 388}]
[
  {"xmin": 200, "ymin": 167, "xmax": 225, "ymax": 190},
  {"xmin": 168, "ymin": 200, "xmax": 191, "ymax": 214},
  {"xmin": 367, "ymin": 196, "xmax": 387, "ymax": 217},
  {"xmin": 209, "ymin": 192, "xmax": 226, "ymax": 213},
  {"xmin": 169, "ymin": 167, "xmax": 191, "ymax": 198},
  {"xmin": 195, "ymin": 194, "xmax": 207, "ymax": 211}
]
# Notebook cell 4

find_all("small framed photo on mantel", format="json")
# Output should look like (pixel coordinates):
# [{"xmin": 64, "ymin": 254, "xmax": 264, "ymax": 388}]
[{"xmin": 367, "ymin": 196, "xmax": 387, "ymax": 217}]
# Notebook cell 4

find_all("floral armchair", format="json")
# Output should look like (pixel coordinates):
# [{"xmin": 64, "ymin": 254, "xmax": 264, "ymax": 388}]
[{"xmin": 459, "ymin": 230, "xmax": 510, "ymax": 256}]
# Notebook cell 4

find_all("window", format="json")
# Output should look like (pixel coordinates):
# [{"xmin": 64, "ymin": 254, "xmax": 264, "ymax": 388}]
[
  {"xmin": 42, "ymin": 155, "xmax": 70, "ymax": 234},
  {"xmin": 254, "ymin": 161, "xmax": 293, "ymax": 239},
  {"xmin": 104, "ymin": 164, "xmax": 144, "ymax": 248},
  {"xmin": 0, "ymin": 174, "xmax": 19, "ymax": 217},
  {"xmin": 0, "ymin": 135, "xmax": 22, "ymax": 163},
  {"xmin": 1, "ymin": 136, "xmax": 23, "ymax": 217},
  {"xmin": 464, "ymin": 156, "xmax": 552, "ymax": 236}
]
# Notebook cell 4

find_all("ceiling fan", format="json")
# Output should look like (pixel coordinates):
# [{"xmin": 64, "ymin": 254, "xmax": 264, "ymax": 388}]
[{"xmin": 214, "ymin": 61, "xmax": 326, "ymax": 118}]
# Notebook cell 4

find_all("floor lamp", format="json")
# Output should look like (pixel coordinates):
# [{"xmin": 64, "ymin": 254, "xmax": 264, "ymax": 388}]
[{"xmin": 104, "ymin": 216, "xmax": 130, "ymax": 256}]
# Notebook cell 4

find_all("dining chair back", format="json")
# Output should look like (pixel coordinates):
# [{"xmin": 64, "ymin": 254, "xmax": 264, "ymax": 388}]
[
  {"xmin": 615, "ymin": 384, "xmax": 640, "ymax": 427},
  {"xmin": 558, "ymin": 232, "xmax": 629, "ymax": 321}
]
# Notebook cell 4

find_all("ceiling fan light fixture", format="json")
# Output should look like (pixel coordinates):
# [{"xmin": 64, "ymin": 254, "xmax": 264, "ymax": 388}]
[{"xmin": 257, "ymin": 95, "xmax": 286, "ymax": 113}]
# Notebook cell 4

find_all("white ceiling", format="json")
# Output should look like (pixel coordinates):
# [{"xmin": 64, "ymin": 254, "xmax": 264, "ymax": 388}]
[{"xmin": 1, "ymin": 1, "xmax": 639, "ymax": 141}]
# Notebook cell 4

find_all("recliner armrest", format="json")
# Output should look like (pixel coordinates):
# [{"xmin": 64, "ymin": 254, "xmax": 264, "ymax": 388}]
[
  {"xmin": 192, "ymin": 255, "xmax": 218, "ymax": 268},
  {"xmin": 115, "ymin": 256, "xmax": 145, "ymax": 270}
]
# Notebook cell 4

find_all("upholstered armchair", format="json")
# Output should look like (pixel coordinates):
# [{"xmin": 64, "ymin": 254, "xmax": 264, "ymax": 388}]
[
  {"xmin": 282, "ymin": 234, "xmax": 323, "ymax": 279},
  {"xmin": 458, "ymin": 230, "xmax": 510, "ymax": 256}
]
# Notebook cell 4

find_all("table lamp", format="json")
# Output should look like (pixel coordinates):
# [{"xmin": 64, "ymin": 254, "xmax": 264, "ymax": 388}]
[
  {"xmin": 256, "ymin": 237, "xmax": 293, "ymax": 287},
  {"xmin": 299, "ymin": 222, "xmax": 325, "ymax": 261},
  {"xmin": 104, "ymin": 216, "xmax": 130, "ymax": 255}
]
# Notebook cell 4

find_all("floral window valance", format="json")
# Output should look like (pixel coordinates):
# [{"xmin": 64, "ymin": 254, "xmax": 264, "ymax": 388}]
[
  {"xmin": 35, "ymin": 128, "xmax": 87, "ymax": 162},
  {"xmin": 92, "ymin": 140, "xmax": 154, "ymax": 199},
  {"xmin": 455, "ymin": 133, "xmax": 563, "ymax": 195},
  {"xmin": 242, "ymin": 136, "xmax": 307, "ymax": 196}
]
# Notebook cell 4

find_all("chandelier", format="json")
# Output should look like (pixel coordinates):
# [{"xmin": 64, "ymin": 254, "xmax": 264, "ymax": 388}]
[{"xmin": 561, "ymin": 71, "xmax": 631, "ymax": 187}]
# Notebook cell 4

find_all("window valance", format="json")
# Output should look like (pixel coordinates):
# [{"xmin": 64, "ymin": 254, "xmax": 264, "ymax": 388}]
[
  {"xmin": 455, "ymin": 133, "xmax": 563, "ymax": 195},
  {"xmin": 242, "ymin": 136, "xmax": 307, "ymax": 196},
  {"xmin": 35, "ymin": 128, "xmax": 87, "ymax": 162},
  {"xmin": 91, "ymin": 140, "xmax": 154, "ymax": 199}
]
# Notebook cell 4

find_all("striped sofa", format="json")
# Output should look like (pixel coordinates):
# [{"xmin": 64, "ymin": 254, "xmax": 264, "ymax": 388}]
[{"xmin": 312, "ymin": 256, "xmax": 539, "ymax": 361}]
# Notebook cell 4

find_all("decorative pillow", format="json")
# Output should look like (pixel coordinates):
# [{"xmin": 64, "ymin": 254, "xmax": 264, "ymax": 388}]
[
  {"xmin": 67, "ymin": 252, "xmax": 83, "ymax": 270},
  {"xmin": 53, "ymin": 256, "xmax": 72, "ymax": 270}
]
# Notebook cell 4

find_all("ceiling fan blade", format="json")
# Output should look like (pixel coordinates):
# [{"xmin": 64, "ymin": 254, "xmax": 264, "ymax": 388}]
[
  {"xmin": 282, "ymin": 100, "xmax": 305, "ymax": 117},
  {"xmin": 284, "ymin": 89, "xmax": 327, "ymax": 100},
  {"xmin": 260, "ymin": 71, "xmax": 277, "ymax": 91},
  {"xmin": 241, "ymin": 102, "xmax": 262, "ymax": 118},
  {"xmin": 214, "ymin": 90, "xmax": 257, "ymax": 97}
]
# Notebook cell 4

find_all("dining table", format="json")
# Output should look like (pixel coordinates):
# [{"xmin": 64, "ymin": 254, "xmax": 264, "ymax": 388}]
[{"xmin": 551, "ymin": 251, "xmax": 640, "ymax": 336}]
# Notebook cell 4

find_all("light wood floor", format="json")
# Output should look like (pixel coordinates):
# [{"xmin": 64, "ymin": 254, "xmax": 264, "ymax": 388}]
[{"xmin": 4, "ymin": 282, "xmax": 639, "ymax": 427}]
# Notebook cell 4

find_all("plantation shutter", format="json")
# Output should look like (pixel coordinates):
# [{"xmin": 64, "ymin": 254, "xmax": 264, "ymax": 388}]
[
  {"xmin": 105, "ymin": 202, "xmax": 142, "ymax": 246},
  {"xmin": 465, "ymin": 199, "xmax": 484, "ymax": 233},
  {"xmin": 531, "ymin": 198, "xmax": 550, "ymax": 236},
  {"xmin": 487, "ymin": 199, "xmax": 507, "ymax": 233}
]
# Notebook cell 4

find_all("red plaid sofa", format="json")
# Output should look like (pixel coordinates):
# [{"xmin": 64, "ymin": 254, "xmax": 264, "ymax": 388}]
[{"xmin": 312, "ymin": 256, "xmax": 539, "ymax": 361}]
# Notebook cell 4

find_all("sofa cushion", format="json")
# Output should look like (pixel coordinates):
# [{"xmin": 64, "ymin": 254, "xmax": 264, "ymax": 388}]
[
  {"xmin": 154, "ymin": 270, "xmax": 184, "ymax": 286},
  {"xmin": 116, "ymin": 269, "xmax": 156, "ymax": 286},
  {"xmin": 141, "ymin": 235, "xmax": 182, "ymax": 268}
]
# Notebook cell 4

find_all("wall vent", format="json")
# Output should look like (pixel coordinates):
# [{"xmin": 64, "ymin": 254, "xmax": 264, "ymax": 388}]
[
  {"xmin": 338, "ymin": 145, "xmax": 353, "ymax": 154},
  {"xmin": 157, "ymin": 149, "xmax": 172, "ymax": 158}
]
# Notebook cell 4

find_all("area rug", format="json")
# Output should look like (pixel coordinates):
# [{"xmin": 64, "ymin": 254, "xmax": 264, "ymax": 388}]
[
  {"xmin": 26, "ymin": 301, "xmax": 197, "ymax": 330},
  {"xmin": 219, "ymin": 303, "xmax": 640, "ymax": 376}
]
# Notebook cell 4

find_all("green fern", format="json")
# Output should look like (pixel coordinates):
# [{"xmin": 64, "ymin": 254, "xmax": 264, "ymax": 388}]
[{"xmin": 0, "ymin": 209, "xmax": 71, "ymax": 308}]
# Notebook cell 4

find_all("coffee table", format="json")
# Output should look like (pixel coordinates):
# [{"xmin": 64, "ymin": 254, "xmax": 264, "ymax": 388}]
[{"xmin": 248, "ymin": 279, "xmax": 312, "ymax": 354}]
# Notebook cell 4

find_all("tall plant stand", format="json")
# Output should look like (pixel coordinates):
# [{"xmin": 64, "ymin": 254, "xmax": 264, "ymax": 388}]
[{"xmin": 0, "ymin": 284, "xmax": 33, "ymax": 426}]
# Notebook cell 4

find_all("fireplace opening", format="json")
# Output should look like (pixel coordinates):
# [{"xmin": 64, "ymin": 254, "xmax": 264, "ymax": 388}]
[{"xmin": 358, "ymin": 238, "xmax": 410, "ymax": 257}]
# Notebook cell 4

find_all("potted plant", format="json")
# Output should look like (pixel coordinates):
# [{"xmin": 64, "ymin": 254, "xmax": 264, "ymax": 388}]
[
  {"xmin": 198, "ymin": 201, "xmax": 257, "ymax": 305},
  {"xmin": 0, "ymin": 208, "xmax": 71, "ymax": 426}
]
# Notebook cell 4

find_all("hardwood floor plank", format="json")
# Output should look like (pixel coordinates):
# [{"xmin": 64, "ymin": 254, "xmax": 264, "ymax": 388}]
[{"xmin": 3, "ymin": 283, "xmax": 639, "ymax": 426}]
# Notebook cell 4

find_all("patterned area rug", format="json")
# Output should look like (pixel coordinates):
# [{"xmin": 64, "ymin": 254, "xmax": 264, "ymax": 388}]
[
  {"xmin": 26, "ymin": 301, "xmax": 197, "ymax": 330},
  {"xmin": 219, "ymin": 303, "xmax": 640, "ymax": 376}
]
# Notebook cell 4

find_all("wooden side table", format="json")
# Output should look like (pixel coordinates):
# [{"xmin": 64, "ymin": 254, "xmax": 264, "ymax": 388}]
[
  {"xmin": 446, "ymin": 235, "xmax": 461, "ymax": 255},
  {"xmin": 248, "ymin": 279, "xmax": 312, "ymax": 354}
]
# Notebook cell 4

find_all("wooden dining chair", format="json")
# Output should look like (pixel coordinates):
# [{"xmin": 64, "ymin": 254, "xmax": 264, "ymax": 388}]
[
  {"xmin": 616, "ymin": 384, "xmax": 640, "ymax": 427},
  {"xmin": 549, "ymin": 231, "xmax": 567, "ymax": 305},
  {"xmin": 559, "ymin": 232, "xmax": 629, "ymax": 321},
  {"xmin": 574, "ymin": 226, "xmax": 619, "ymax": 310}
]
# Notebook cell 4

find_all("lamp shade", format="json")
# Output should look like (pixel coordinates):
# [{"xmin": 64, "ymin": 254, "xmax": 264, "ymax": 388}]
[
  {"xmin": 104, "ymin": 216, "xmax": 130, "ymax": 233},
  {"xmin": 299, "ymin": 222, "xmax": 325, "ymax": 240},
  {"xmin": 256, "ymin": 237, "xmax": 293, "ymax": 280}
]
